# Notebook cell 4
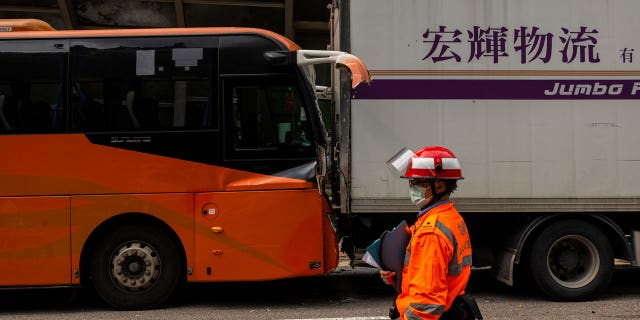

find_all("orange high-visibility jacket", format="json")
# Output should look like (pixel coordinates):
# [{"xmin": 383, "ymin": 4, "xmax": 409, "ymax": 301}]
[{"xmin": 396, "ymin": 201, "xmax": 472, "ymax": 320}]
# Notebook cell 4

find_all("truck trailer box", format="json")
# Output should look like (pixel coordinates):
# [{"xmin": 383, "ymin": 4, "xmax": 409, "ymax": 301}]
[{"xmin": 333, "ymin": 0, "xmax": 640, "ymax": 301}]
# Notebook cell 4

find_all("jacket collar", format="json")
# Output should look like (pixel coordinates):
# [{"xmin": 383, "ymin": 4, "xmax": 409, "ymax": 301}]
[{"xmin": 417, "ymin": 199, "xmax": 453, "ymax": 219}]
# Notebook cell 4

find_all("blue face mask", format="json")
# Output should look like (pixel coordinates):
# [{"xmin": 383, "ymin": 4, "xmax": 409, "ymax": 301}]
[{"xmin": 410, "ymin": 184, "xmax": 429, "ymax": 209}]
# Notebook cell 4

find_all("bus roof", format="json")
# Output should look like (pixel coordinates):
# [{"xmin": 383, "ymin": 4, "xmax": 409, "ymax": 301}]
[
  {"xmin": 0, "ymin": 19, "xmax": 55, "ymax": 32},
  {"xmin": 0, "ymin": 19, "xmax": 300, "ymax": 50}
]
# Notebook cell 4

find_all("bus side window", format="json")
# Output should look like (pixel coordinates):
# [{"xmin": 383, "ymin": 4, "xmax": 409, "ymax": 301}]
[
  {"xmin": 0, "ymin": 40, "xmax": 67, "ymax": 134},
  {"xmin": 226, "ymin": 80, "xmax": 314, "ymax": 156},
  {"xmin": 232, "ymin": 86, "xmax": 277, "ymax": 150},
  {"xmin": 266, "ymin": 86, "xmax": 312, "ymax": 148},
  {"xmin": 71, "ymin": 37, "xmax": 218, "ymax": 132}
]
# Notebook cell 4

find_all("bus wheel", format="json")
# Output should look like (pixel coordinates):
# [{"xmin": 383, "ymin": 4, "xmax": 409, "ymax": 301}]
[
  {"xmin": 529, "ymin": 219, "xmax": 613, "ymax": 301},
  {"xmin": 90, "ymin": 223, "xmax": 181, "ymax": 310}
]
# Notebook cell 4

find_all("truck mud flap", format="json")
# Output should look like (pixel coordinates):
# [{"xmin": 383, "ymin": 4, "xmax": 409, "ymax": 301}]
[{"xmin": 493, "ymin": 248, "xmax": 516, "ymax": 286}]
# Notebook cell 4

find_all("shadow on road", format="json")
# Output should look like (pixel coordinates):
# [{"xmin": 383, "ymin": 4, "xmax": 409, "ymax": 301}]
[
  {"xmin": 0, "ymin": 266, "xmax": 638, "ymax": 312},
  {"xmin": 177, "ymin": 266, "xmax": 394, "ymax": 307}
]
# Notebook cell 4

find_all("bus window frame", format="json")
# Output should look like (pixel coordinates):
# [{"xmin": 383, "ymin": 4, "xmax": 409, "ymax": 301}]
[{"xmin": 221, "ymin": 74, "xmax": 318, "ymax": 162}]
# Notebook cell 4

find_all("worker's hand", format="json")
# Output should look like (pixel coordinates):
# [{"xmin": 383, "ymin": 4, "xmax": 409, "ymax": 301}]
[{"xmin": 379, "ymin": 270, "xmax": 396, "ymax": 286}]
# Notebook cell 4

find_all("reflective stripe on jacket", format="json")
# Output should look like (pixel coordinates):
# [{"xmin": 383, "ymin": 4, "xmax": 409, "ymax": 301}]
[{"xmin": 395, "ymin": 202, "xmax": 472, "ymax": 320}]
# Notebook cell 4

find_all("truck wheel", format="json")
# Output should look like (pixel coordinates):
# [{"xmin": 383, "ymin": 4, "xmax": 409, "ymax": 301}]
[
  {"xmin": 90, "ymin": 223, "xmax": 182, "ymax": 310},
  {"xmin": 529, "ymin": 219, "xmax": 613, "ymax": 301}
]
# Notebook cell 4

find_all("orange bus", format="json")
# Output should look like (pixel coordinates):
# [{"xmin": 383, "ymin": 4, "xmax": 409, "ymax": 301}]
[{"xmin": 0, "ymin": 19, "xmax": 369, "ymax": 309}]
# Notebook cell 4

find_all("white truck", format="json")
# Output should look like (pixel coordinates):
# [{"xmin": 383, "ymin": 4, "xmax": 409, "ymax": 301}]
[{"xmin": 329, "ymin": 0, "xmax": 640, "ymax": 301}]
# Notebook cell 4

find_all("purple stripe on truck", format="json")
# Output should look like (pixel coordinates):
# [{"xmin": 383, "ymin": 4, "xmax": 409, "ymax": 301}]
[{"xmin": 353, "ymin": 79, "xmax": 640, "ymax": 100}]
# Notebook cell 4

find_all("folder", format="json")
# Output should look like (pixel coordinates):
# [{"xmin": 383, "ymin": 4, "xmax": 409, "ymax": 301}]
[{"xmin": 365, "ymin": 220, "xmax": 411, "ymax": 291}]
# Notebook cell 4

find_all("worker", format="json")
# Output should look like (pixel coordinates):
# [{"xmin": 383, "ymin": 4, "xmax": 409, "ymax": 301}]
[{"xmin": 379, "ymin": 146, "xmax": 478, "ymax": 320}]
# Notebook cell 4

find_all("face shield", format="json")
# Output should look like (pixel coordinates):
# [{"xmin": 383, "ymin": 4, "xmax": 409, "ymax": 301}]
[
  {"xmin": 386, "ymin": 148, "xmax": 430, "ymax": 209},
  {"xmin": 385, "ymin": 147, "xmax": 415, "ymax": 177}
]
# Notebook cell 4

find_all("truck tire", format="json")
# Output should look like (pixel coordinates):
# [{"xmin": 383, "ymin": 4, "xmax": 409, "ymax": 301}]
[
  {"xmin": 90, "ymin": 223, "xmax": 182, "ymax": 310},
  {"xmin": 529, "ymin": 219, "xmax": 613, "ymax": 301}
]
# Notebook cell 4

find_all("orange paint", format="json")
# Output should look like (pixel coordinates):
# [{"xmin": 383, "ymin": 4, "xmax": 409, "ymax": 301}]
[
  {"xmin": 0, "ymin": 135, "xmax": 314, "ymax": 196},
  {"xmin": 0, "ymin": 197, "xmax": 70, "ymax": 286},
  {"xmin": 0, "ymin": 19, "xmax": 55, "ymax": 32},
  {"xmin": 193, "ymin": 189, "xmax": 326, "ymax": 281}
]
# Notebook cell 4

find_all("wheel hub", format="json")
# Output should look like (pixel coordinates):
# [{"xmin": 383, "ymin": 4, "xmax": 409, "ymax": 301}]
[
  {"xmin": 110, "ymin": 242, "xmax": 161, "ymax": 292},
  {"xmin": 557, "ymin": 247, "xmax": 579, "ymax": 270},
  {"xmin": 547, "ymin": 235, "xmax": 599, "ymax": 289}
]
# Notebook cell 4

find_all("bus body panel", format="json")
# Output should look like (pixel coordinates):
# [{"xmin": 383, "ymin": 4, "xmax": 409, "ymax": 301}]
[
  {"xmin": 0, "ymin": 134, "xmax": 315, "ymax": 197},
  {"xmin": 0, "ymin": 196, "xmax": 70, "ymax": 286},
  {"xmin": 321, "ymin": 197, "xmax": 339, "ymax": 274},
  {"xmin": 194, "ymin": 189, "xmax": 327, "ymax": 281}
]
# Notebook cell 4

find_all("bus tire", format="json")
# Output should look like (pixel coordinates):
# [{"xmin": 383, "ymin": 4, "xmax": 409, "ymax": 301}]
[
  {"xmin": 90, "ymin": 223, "xmax": 182, "ymax": 310},
  {"xmin": 529, "ymin": 219, "xmax": 613, "ymax": 301}
]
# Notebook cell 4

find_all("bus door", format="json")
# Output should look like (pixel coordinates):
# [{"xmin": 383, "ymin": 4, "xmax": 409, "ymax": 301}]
[{"xmin": 193, "ymin": 74, "xmax": 326, "ymax": 281}]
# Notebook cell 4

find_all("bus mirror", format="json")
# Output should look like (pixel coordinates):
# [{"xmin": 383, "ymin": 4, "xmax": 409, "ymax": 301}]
[
  {"xmin": 264, "ymin": 51, "xmax": 292, "ymax": 65},
  {"xmin": 335, "ymin": 53, "xmax": 372, "ymax": 88},
  {"xmin": 296, "ymin": 50, "xmax": 371, "ymax": 89}
]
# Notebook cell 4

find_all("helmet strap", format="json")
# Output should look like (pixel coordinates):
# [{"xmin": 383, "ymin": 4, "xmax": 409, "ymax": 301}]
[
  {"xmin": 426, "ymin": 180, "xmax": 449, "ymax": 208},
  {"xmin": 425, "ymin": 181, "xmax": 438, "ymax": 208}
]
